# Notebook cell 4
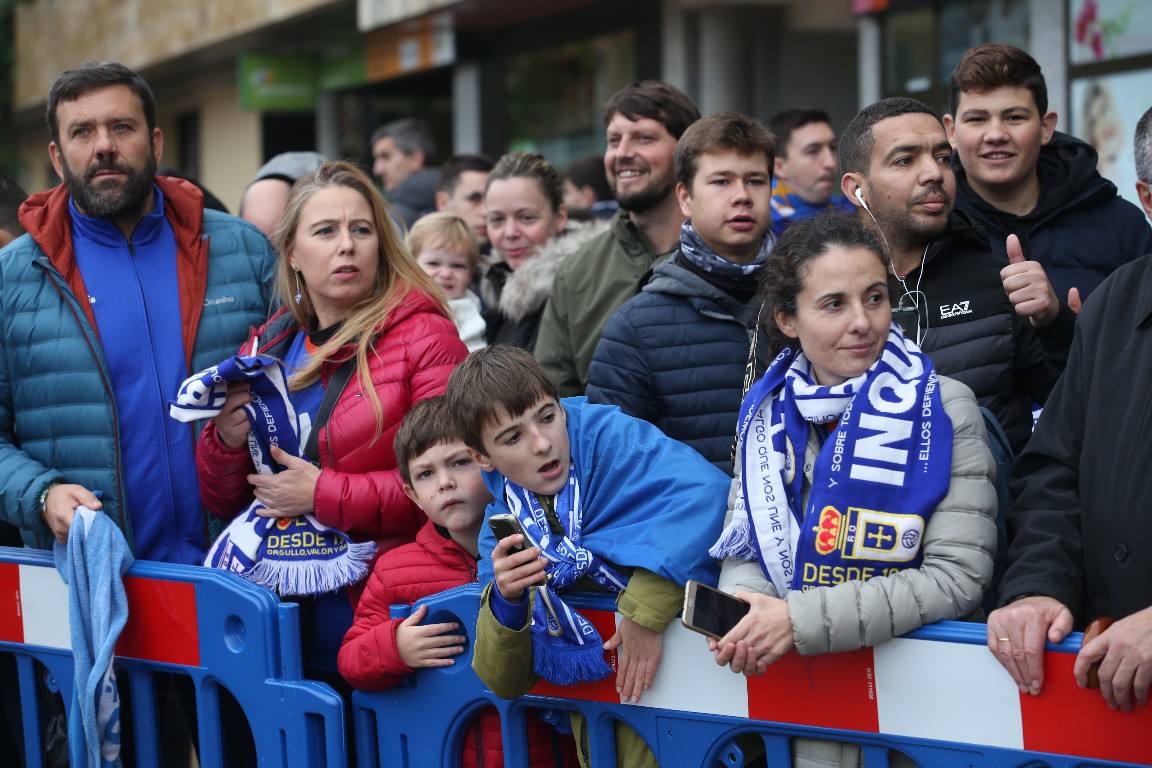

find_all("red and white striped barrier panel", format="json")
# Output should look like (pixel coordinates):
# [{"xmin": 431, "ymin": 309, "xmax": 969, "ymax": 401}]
[
  {"xmin": 532, "ymin": 609, "xmax": 1152, "ymax": 766},
  {"xmin": 0, "ymin": 561, "xmax": 200, "ymax": 666}
]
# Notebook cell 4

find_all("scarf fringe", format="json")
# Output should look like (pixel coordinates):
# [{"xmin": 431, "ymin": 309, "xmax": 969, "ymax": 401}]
[
  {"xmin": 708, "ymin": 518, "xmax": 755, "ymax": 561},
  {"xmin": 246, "ymin": 539, "xmax": 376, "ymax": 596},
  {"xmin": 532, "ymin": 632, "xmax": 613, "ymax": 687}
]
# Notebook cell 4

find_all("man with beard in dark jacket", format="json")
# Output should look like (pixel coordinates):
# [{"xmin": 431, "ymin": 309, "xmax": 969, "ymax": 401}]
[
  {"xmin": 945, "ymin": 44, "xmax": 1152, "ymax": 350},
  {"xmin": 587, "ymin": 113, "xmax": 774, "ymax": 474},
  {"xmin": 840, "ymin": 97, "xmax": 1061, "ymax": 455},
  {"xmin": 986, "ymin": 104, "xmax": 1152, "ymax": 714}
]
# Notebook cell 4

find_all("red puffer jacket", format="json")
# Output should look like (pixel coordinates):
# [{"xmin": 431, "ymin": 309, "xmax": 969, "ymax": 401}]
[
  {"xmin": 339, "ymin": 521, "xmax": 576, "ymax": 768},
  {"xmin": 196, "ymin": 289, "xmax": 468, "ymax": 555}
]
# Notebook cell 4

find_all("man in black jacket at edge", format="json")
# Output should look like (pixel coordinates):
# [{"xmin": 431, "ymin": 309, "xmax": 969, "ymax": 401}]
[
  {"xmin": 839, "ymin": 97, "xmax": 1062, "ymax": 456},
  {"xmin": 987, "ymin": 105, "xmax": 1152, "ymax": 714}
]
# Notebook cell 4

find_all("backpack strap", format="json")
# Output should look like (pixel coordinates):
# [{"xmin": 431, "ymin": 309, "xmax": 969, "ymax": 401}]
[{"xmin": 302, "ymin": 357, "xmax": 357, "ymax": 466}]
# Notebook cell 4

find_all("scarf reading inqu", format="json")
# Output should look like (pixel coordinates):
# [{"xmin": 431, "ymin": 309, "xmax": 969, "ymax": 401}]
[
  {"xmin": 710, "ymin": 324, "xmax": 951, "ymax": 595},
  {"xmin": 170, "ymin": 355, "xmax": 375, "ymax": 596},
  {"xmin": 503, "ymin": 466, "xmax": 628, "ymax": 686}
]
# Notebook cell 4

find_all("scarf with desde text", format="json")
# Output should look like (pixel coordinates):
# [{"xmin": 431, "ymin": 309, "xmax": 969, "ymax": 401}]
[
  {"xmin": 710, "ymin": 324, "xmax": 951, "ymax": 595},
  {"xmin": 170, "ymin": 355, "xmax": 375, "ymax": 596},
  {"xmin": 503, "ymin": 466, "xmax": 629, "ymax": 686}
]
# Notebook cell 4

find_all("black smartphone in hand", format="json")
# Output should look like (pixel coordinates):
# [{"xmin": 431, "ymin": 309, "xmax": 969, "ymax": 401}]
[{"xmin": 488, "ymin": 513, "xmax": 527, "ymax": 553}]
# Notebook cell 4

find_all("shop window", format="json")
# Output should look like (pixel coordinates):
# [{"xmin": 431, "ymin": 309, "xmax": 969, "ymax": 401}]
[
  {"xmin": 939, "ymin": 0, "xmax": 1029, "ymax": 83},
  {"xmin": 882, "ymin": 1, "xmax": 1029, "ymax": 107},
  {"xmin": 1067, "ymin": 0, "xmax": 1152, "ymax": 207},
  {"xmin": 261, "ymin": 112, "xmax": 318, "ymax": 164},
  {"xmin": 503, "ymin": 30, "xmax": 635, "ymax": 170},
  {"xmin": 885, "ymin": 8, "xmax": 935, "ymax": 96}
]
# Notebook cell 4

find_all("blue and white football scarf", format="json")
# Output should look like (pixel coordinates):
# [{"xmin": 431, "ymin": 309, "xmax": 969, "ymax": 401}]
[
  {"xmin": 170, "ymin": 355, "xmax": 375, "ymax": 596},
  {"xmin": 503, "ymin": 466, "xmax": 628, "ymax": 686},
  {"xmin": 710, "ymin": 324, "xmax": 952, "ymax": 596}
]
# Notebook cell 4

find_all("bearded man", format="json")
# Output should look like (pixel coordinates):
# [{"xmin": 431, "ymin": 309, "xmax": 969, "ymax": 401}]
[
  {"xmin": 0, "ymin": 61, "xmax": 276, "ymax": 558},
  {"xmin": 534, "ymin": 81, "xmax": 701, "ymax": 395}
]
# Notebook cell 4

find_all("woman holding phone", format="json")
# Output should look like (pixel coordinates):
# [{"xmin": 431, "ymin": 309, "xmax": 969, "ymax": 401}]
[{"xmin": 707, "ymin": 214, "xmax": 997, "ymax": 766}]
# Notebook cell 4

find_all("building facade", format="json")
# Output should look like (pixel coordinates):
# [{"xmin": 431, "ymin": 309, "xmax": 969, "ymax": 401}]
[
  {"xmin": 9, "ymin": 0, "xmax": 858, "ymax": 210},
  {"xmin": 9, "ymin": 0, "xmax": 1146, "ymax": 212}
]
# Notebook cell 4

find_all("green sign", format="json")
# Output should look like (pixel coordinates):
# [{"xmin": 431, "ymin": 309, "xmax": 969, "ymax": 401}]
[
  {"xmin": 319, "ymin": 44, "xmax": 368, "ymax": 91},
  {"xmin": 238, "ymin": 54, "xmax": 317, "ymax": 111}
]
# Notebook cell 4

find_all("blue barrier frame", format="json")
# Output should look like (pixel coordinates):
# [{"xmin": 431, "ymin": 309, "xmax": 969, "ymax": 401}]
[
  {"xmin": 4, "ymin": 544, "xmax": 1145, "ymax": 768},
  {"xmin": 0, "ymin": 547, "xmax": 347, "ymax": 768},
  {"xmin": 353, "ymin": 585, "xmax": 1147, "ymax": 768}
]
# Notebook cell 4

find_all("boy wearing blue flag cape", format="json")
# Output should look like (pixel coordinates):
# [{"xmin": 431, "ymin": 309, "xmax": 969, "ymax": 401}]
[{"xmin": 449, "ymin": 346, "xmax": 729, "ymax": 768}]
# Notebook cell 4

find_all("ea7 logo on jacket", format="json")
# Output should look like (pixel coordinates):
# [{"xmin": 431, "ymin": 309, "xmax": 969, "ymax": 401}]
[{"xmin": 939, "ymin": 301, "xmax": 972, "ymax": 320}]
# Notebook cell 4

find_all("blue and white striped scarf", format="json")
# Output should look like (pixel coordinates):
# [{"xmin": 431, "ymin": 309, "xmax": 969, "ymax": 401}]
[
  {"xmin": 170, "ymin": 355, "xmax": 374, "ymax": 596},
  {"xmin": 711, "ymin": 324, "xmax": 952, "ymax": 595},
  {"xmin": 503, "ymin": 466, "xmax": 628, "ymax": 685},
  {"xmin": 679, "ymin": 219, "xmax": 774, "ymax": 277}
]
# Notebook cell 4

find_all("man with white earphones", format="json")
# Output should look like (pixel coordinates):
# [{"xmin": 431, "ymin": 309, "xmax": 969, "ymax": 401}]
[{"xmin": 839, "ymin": 97, "xmax": 1061, "ymax": 456}]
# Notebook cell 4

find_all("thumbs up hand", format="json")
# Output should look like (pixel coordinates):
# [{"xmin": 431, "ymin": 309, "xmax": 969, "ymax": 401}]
[
  {"xmin": 1068, "ymin": 287, "xmax": 1083, "ymax": 315},
  {"xmin": 1000, "ymin": 234, "xmax": 1059, "ymax": 328}
]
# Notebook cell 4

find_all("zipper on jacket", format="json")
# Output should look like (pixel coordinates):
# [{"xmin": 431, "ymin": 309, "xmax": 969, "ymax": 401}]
[
  {"xmin": 33, "ymin": 259, "xmax": 133, "ymax": 546},
  {"xmin": 124, "ymin": 240, "xmax": 186, "ymax": 550}
]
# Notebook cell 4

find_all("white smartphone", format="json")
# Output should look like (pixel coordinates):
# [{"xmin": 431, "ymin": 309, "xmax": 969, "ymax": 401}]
[{"xmin": 681, "ymin": 580, "xmax": 750, "ymax": 639}]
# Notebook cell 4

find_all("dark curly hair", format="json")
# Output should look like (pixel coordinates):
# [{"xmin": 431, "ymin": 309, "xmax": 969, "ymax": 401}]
[{"xmin": 759, "ymin": 213, "xmax": 888, "ymax": 354}]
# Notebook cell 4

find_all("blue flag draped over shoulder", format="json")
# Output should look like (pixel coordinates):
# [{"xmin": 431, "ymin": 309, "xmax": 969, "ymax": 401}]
[
  {"xmin": 710, "ymin": 324, "xmax": 952, "ymax": 595},
  {"xmin": 477, "ymin": 398, "xmax": 730, "ymax": 684},
  {"xmin": 170, "ymin": 355, "xmax": 375, "ymax": 596}
]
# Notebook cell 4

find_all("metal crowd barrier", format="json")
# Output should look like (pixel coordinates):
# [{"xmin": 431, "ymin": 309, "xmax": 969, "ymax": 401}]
[{"xmin": 3, "ymin": 545, "xmax": 1149, "ymax": 767}]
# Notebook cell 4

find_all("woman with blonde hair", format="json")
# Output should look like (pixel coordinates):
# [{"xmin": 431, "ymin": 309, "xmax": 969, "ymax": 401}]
[{"xmin": 196, "ymin": 160, "xmax": 468, "ymax": 676}]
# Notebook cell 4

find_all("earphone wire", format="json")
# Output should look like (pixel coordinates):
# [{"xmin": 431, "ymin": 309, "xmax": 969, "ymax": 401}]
[{"xmin": 859, "ymin": 196, "xmax": 930, "ymax": 346}]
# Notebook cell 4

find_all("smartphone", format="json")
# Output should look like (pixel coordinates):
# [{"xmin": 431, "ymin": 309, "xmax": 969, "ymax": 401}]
[
  {"xmin": 488, "ymin": 513, "xmax": 527, "ymax": 553},
  {"xmin": 682, "ymin": 580, "xmax": 750, "ymax": 639}
]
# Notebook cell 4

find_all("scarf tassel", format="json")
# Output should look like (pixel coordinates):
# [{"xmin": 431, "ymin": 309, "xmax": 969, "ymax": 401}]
[
  {"xmin": 246, "ymin": 539, "xmax": 376, "ymax": 596},
  {"xmin": 708, "ymin": 518, "xmax": 756, "ymax": 562},
  {"xmin": 531, "ymin": 632, "xmax": 613, "ymax": 687}
]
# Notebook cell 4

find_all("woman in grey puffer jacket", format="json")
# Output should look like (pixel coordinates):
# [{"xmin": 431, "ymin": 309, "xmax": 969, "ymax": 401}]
[{"xmin": 708, "ymin": 215, "xmax": 997, "ymax": 768}]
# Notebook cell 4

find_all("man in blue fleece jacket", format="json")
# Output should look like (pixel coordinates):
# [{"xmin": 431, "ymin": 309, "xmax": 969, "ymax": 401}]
[{"xmin": 0, "ymin": 61, "xmax": 276, "ymax": 562}]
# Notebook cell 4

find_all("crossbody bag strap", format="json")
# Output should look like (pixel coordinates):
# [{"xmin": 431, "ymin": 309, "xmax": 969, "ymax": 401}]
[
  {"xmin": 731, "ymin": 301, "xmax": 767, "ymax": 467},
  {"xmin": 303, "ymin": 356, "xmax": 357, "ymax": 466}
]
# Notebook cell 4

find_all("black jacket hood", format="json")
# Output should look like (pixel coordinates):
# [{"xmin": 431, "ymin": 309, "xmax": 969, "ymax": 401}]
[{"xmin": 953, "ymin": 132, "xmax": 1116, "ymax": 230}]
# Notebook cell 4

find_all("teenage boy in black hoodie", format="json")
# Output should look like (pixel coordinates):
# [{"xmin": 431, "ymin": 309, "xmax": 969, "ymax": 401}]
[{"xmin": 945, "ymin": 44, "xmax": 1152, "ymax": 350}]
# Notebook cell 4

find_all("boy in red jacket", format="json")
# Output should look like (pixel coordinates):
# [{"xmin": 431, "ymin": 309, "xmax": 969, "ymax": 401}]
[{"xmin": 338, "ymin": 396, "xmax": 574, "ymax": 767}]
